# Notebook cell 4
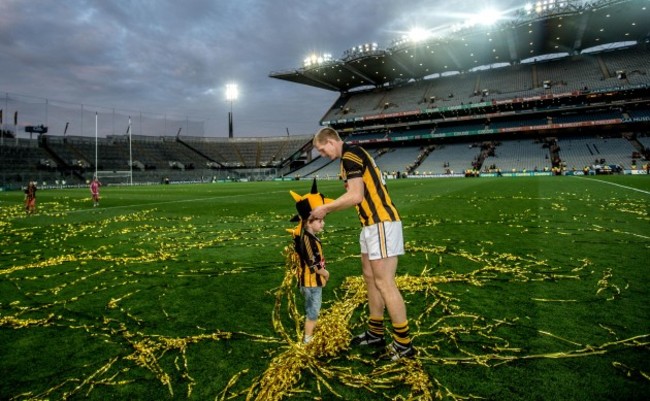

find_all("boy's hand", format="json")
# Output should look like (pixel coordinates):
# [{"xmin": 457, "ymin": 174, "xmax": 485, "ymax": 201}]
[{"xmin": 320, "ymin": 269, "xmax": 330, "ymax": 281}]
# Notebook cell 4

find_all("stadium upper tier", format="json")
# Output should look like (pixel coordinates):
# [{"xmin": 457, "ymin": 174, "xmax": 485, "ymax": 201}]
[
  {"xmin": 270, "ymin": 0, "xmax": 648, "ymax": 93},
  {"xmin": 319, "ymin": 45, "xmax": 650, "ymax": 127}
]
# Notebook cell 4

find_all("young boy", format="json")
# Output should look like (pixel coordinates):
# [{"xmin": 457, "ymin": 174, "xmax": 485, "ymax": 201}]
[
  {"xmin": 289, "ymin": 179, "xmax": 333, "ymax": 344},
  {"xmin": 296, "ymin": 216, "xmax": 329, "ymax": 344}
]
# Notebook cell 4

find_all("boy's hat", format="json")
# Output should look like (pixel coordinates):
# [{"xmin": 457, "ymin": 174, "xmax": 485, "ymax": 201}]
[
  {"xmin": 287, "ymin": 178, "xmax": 333, "ymax": 238},
  {"xmin": 289, "ymin": 178, "xmax": 333, "ymax": 222}
]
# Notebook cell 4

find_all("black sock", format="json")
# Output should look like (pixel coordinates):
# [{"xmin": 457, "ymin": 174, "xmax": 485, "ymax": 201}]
[{"xmin": 368, "ymin": 316, "xmax": 385, "ymax": 338}]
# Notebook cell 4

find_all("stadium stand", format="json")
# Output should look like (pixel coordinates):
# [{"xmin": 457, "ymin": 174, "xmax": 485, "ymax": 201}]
[
  {"xmin": 482, "ymin": 139, "xmax": 552, "ymax": 173},
  {"xmin": 557, "ymin": 135, "xmax": 637, "ymax": 171},
  {"xmin": 2, "ymin": 0, "xmax": 649, "ymax": 189},
  {"xmin": 638, "ymin": 134, "xmax": 650, "ymax": 149},
  {"xmin": 417, "ymin": 143, "xmax": 482, "ymax": 175},
  {"xmin": 374, "ymin": 146, "xmax": 423, "ymax": 174},
  {"xmin": 291, "ymin": 155, "xmax": 335, "ymax": 179}
]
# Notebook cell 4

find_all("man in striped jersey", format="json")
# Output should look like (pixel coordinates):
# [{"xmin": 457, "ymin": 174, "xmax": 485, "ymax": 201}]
[{"xmin": 310, "ymin": 127, "xmax": 415, "ymax": 360}]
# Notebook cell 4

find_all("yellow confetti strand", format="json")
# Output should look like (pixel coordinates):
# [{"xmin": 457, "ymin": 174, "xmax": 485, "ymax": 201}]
[
  {"xmin": 612, "ymin": 362, "xmax": 650, "ymax": 382},
  {"xmin": 0, "ymin": 314, "xmax": 55, "ymax": 329}
]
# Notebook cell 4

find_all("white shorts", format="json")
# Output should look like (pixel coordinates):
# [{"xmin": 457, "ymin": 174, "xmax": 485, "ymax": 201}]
[{"xmin": 359, "ymin": 221, "xmax": 404, "ymax": 261}]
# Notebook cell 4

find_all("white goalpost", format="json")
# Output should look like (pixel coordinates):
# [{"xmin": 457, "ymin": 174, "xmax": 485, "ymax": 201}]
[
  {"xmin": 94, "ymin": 170, "xmax": 134, "ymax": 185},
  {"xmin": 94, "ymin": 112, "xmax": 133, "ymax": 185}
]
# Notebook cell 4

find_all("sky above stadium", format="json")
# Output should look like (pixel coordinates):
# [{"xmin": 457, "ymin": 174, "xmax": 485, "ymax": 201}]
[{"xmin": 0, "ymin": 0, "xmax": 526, "ymax": 138}]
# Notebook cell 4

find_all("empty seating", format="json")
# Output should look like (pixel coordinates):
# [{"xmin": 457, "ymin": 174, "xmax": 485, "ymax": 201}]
[
  {"xmin": 417, "ymin": 143, "xmax": 481, "ymax": 174},
  {"xmin": 558, "ymin": 136, "xmax": 636, "ymax": 169},
  {"xmin": 482, "ymin": 140, "xmax": 551, "ymax": 172}
]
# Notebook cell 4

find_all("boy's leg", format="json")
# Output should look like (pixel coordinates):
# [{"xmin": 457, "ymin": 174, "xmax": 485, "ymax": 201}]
[
  {"xmin": 304, "ymin": 318, "xmax": 316, "ymax": 343},
  {"xmin": 301, "ymin": 287, "xmax": 321, "ymax": 344}
]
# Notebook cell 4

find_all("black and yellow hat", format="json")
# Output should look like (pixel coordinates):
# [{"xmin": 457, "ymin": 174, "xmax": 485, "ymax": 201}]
[{"xmin": 287, "ymin": 178, "xmax": 333, "ymax": 237}]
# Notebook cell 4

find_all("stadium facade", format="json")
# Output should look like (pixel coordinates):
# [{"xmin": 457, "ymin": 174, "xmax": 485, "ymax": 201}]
[{"xmin": 1, "ymin": 0, "xmax": 649, "ymax": 189}]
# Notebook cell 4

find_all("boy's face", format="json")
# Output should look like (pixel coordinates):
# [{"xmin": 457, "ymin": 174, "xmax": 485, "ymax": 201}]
[{"xmin": 306, "ymin": 217, "xmax": 325, "ymax": 234}]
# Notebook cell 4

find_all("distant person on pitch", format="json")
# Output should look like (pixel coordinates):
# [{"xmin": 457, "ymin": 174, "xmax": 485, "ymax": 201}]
[
  {"xmin": 90, "ymin": 177, "xmax": 101, "ymax": 207},
  {"xmin": 24, "ymin": 181, "xmax": 37, "ymax": 215}
]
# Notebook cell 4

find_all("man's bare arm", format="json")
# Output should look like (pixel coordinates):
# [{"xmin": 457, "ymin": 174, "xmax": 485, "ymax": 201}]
[{"xmin": 310, "ymin": 177, "xmax": 363, "ymax": 219}]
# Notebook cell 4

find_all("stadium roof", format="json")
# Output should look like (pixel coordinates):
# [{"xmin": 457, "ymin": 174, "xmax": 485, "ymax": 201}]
[{"xmin": 270, "ymin": 0, "xmax": 649, "ymax": 92}]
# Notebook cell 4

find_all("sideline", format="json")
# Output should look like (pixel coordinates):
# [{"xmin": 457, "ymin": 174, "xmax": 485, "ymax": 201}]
[
  {"xmin": 577, "ymin": 177, "xmax": 650, "ymax": 196},
  {"xmin": 577, "ymin": 177, "xmax": 650, "ymax": 240},
  {"xmin": 0, "ymin": 190, "xmax": 288, "ymax": 217},
  {"xmin": 65, "ymin": 189, "xmax": 289, "ymax": 214}
]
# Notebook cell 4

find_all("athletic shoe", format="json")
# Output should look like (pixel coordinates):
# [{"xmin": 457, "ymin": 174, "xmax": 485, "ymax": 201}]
[
  {"xmin": 382, "ymin": 341, "xmax": 416, "ymax": 361},
  {"xmin": 350, "ymin": 330, "xmax": 386, "ymax": 348}
]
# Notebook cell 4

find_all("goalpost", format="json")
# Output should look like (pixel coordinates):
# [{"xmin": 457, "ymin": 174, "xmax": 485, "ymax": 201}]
[
  {"xmin": 94, "ymin": 170, "xmax": 134, "ymax": 185},
  {"xmin": 94, "ymin": 112, "xmax": 134, "ymax": 185}
]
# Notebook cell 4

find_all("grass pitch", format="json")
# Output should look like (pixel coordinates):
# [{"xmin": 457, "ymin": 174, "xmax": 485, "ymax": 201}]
[{"xmin": 1, "ymin": 176, "xmax": 649, "ymax": 400}]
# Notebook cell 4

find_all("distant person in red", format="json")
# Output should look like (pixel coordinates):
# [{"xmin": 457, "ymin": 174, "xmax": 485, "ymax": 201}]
[
  {"xmin": 24, "ymin": 181, "xmax": 37, "ymax": 215},
  {"xmin": 90, "ymin": 177, "xmax": 101, "ymax": 207}
]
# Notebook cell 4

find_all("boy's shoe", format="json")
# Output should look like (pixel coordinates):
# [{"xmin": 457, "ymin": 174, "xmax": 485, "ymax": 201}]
[
  {"xmin": 350, "ymin": 330, "xmax": 386, "ymax": 348},
  {"xmin": 382, "ymin": 341, "xmax": 416, "ymax": 361}
]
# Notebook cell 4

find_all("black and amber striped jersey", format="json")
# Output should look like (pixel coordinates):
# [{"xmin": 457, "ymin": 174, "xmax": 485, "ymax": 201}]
[
  {"xmin": 340, "ymin": 143, "xmax": 400, "ymax": 226},
  {"xmin": 296, "ymin": 229, "xmax": 327, "ymax": 288}
]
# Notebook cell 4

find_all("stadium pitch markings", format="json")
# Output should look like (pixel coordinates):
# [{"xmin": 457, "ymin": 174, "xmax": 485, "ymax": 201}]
[
  {"xmin": 577, "ymin": 176, "xmax": 650, "ymax": 196},
  {"xmin": 65, "ymin": 190, "xmax": 288, "ymax": 214}
]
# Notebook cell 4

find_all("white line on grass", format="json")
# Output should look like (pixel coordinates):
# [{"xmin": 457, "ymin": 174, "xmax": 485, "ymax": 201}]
[
  {"xmin": 576, "ymin": 177, "xmax": 650, "ymax": 196},
  {"xmin": 577, "ymin": 178, "xmax": 650, "ymax": 240},
  {"xmin": 63, "ymin": 189, "xmax": 289, "ymax": 215}
]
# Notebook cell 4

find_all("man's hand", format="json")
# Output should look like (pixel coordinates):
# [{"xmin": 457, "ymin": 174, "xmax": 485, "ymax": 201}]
[
  {"xmin": 310, "ymin": 177, "xmax": 364, "ymax": 220},
  {"xmin": 311, "ymin": 205, "xmax": 327, "ymax": 219}
]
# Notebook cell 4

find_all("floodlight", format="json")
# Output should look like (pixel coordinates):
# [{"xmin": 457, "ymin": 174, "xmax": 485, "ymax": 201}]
[
  {"xmin": 407, "ymin": 27, "xmax": 430, "ymax": 43},
  {"xmin": 225, "ymin": 83, "xmax": 238, "ymax": 138},
  {"xmin": 477, "ymin": 8, "xmax": 502, "ymax": 26},
  {"xmin": 225, "ymin": 83, "xmax": 238, "ymax": 102},
  {"xmin": 525, "ymin": 3, "xmax": 533, "ymax": 13},
  {"xmin": 303, "ymin": 53, "xmax": 332, "ymax": 67}
]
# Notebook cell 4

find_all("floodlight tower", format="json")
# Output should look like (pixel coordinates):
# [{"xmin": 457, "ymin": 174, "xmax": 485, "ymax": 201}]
[{"xmin": 225, "ymin": 83, "xmax": 238, "ymax": 138}]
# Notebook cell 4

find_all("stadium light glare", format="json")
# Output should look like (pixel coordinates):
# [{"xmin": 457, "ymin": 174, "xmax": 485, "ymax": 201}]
[
  {"xmin": 343, "ymin": 43, "xmax": 379, "ymax": 59},
  {"xmin": 525, "ymin": 3, "xmax": 533, "ymax": 13},
  {"xmin": 225, "ymin": 83, "xmax": 238, "ymax": 138},
  {"xmin": 526, "ymin": 0, "xmax": 571, "ymax": 15},
  {"xmin": 476, "ymin": 8, "xmax": 503, "ymax": 26},
  {"xmin": 407, "ymin": 27, "xmax": 430, "ymax": 43},
  {"xmin": 225, "ymin": 83, "xmax": 238, "ymax": 103},
  {"xmin": 303, "ymin": 53, "xmax": 333, "ymax": 67}
]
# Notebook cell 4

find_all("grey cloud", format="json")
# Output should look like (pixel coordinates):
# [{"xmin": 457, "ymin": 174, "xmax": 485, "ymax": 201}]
[{"xmin": 0, "ymin": 0, "xmax": 523, "ymax": 137}]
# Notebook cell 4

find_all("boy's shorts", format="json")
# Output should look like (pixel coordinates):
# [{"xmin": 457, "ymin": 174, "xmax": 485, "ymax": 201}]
[
  {"xmin": 300, "ymin": 286, "xmax": 323, "ymax": 321},
  {"xmin": 359, "ymin": 220, "xmax": 404, "ymax": 261}
]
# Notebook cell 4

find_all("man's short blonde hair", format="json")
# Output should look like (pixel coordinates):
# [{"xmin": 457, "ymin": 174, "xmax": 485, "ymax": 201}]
[{"xmin": 313, "ymin": 127, "xmax": 341, "ymax": 145}]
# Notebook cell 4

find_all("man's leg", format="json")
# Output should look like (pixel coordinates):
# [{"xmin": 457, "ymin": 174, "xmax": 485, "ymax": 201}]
[
  {"xmin": 365, "ymin": 254, "xmax": 406, "ymax": 324},
  {"xmin": 351, "ymin": 253, "xmax": 387, "ymax": 347},
  {"xmin": 361, "ymin": 253, "xmax": 386, "ymax": 317},
  {"xmin": 369, "ymin": 254, "xmax": 415, "ymax": 359}
]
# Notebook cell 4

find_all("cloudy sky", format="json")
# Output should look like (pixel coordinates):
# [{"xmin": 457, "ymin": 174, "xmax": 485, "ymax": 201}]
[{"xmin": 0, "ymin": 0, "xmax": 523, "ymax": 138}]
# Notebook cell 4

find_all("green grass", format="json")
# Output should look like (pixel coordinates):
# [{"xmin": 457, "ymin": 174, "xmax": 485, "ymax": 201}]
[{"xmin": 1, "ymin": 176, "xmax": 649, "ymax": 400}]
